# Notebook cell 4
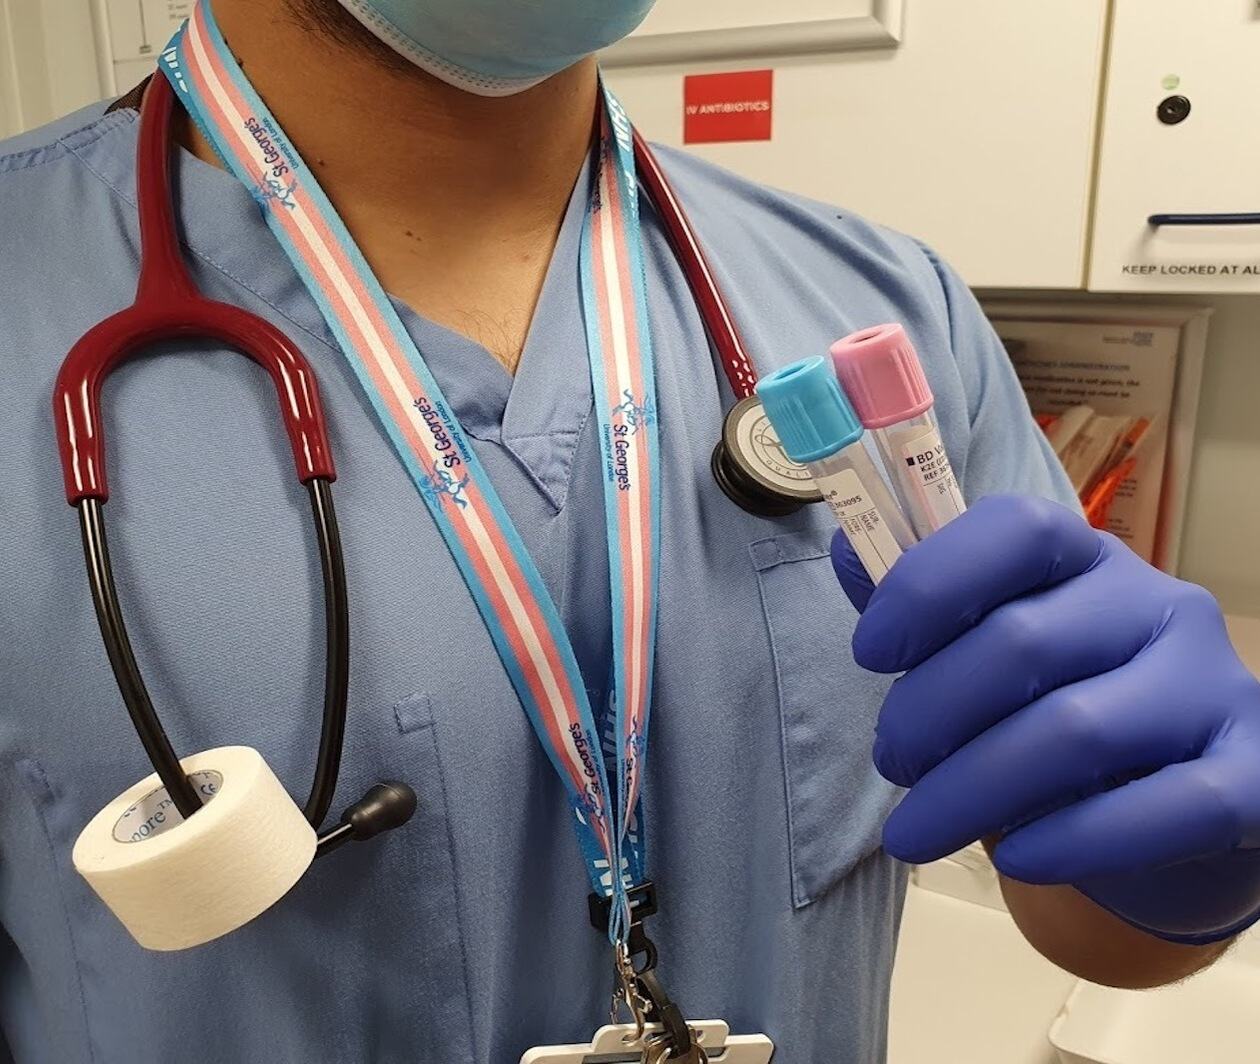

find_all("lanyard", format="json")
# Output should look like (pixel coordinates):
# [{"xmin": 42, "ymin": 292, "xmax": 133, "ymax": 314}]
[{"xmin": 160, "ymin": 1, "xmax": 660, "ymax": 942}]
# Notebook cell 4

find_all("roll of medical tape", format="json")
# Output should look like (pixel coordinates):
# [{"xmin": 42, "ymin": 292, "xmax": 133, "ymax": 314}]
[{"xmin": 72, "ymin": 746, "xmax": 316, "ymax": 951}]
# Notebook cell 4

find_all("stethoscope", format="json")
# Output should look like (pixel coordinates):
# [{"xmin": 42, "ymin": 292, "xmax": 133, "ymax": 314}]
[
  {"xmin": 51, "ymin": 75, "xmax": 815, "ymax": 861},
  {"xmin": 631, "ymin": 127, "xmax": 822, "ymax": 518}
]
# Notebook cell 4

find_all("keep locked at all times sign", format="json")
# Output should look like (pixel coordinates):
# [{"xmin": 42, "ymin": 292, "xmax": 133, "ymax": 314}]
[{"xmin": 1122, "ymin": 262, "xmax": 1260, "ymax": 277}]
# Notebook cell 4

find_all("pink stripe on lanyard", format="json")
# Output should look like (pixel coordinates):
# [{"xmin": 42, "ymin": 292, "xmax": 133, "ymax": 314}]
[
  {"xmin": 588, "ymin": 112, "xmax": 657, "ymax": 830},
  {"xmin": 597, "ymin": 198, "xmax": 645, "ymax": 808}
]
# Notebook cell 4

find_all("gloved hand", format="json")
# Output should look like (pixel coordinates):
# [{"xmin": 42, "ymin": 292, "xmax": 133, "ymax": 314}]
[{"xmin": 832, "ymin": 494, "xmax": 1260, "ymax": 945}]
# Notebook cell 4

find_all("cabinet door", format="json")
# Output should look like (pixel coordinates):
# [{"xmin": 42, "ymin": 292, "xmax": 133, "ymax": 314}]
[
  {"xmin": 1090, "ymin": 0, "xmax": 1260, "ymax": 293},
  {"xmin": 604, "ymin": 0, "xmax": 1109, "ymax": 290}
]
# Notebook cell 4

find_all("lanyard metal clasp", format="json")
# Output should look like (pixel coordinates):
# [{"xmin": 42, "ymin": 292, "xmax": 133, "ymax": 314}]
[
  {"xmin": 590, "ymin": 882, "xmax": 701, "ymax": 1061},
  {"xmin": 612, "ymin": 940, "xmax": 650, "ymax": 1040}
]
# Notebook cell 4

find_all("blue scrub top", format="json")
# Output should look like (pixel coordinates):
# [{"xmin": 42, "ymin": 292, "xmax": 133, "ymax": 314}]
[{"xmin": 0, "ymin": 98, "xmax": 1075, "ymax": 1064}]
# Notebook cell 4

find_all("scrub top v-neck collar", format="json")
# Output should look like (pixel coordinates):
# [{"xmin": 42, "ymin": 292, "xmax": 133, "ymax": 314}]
[
  {"xmin": 81, "ymin": 106, "xmax": 595, "ymax": 513},
  {"xmin": 393, "ymin": 158, "xmax": 595, "ymax": 512}
]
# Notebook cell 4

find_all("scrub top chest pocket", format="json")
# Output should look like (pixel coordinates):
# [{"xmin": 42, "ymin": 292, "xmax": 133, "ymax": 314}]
[{"xmin": 750, "ymin": 530, "xmax": 899, "ymax": 909}]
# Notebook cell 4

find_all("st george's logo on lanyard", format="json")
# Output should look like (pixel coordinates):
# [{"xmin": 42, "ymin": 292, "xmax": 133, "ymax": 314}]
[{"xmin": 162, "ymin": 3, "xmax": 774, "ymax": 1060}]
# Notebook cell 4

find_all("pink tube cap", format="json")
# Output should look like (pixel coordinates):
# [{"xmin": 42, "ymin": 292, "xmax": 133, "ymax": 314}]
[{"xmin": 830, "ymin": 324, "xmax": 934, "ymax": 429}]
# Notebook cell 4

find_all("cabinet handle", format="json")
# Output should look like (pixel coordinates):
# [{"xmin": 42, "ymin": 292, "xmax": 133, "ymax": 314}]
[{"xmin": 1149, "ymin": 213, "xmax": 1260, "ymax": 227}]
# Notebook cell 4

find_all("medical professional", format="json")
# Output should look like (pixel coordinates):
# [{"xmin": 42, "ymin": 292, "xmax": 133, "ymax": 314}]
[{"xmin": 3, "ymin": 0, "xmax": 1260, "ymax": 1061}]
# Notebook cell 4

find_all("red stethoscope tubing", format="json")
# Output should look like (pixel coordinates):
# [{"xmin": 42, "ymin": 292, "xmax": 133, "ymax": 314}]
[
  {"xmin": 51, "ymin": 77, "xmax": 758, "ymax": 507},
  {"xmin": 51, "ymin": 74, "xmax": 359, "ymax": 837},
  {"xmin": 53, "ymin": 74, "xmax": 336, "ymax": 506},
  {"xmin": 631, "ymin": 129, "xmax": 759, "ymax": 401}
]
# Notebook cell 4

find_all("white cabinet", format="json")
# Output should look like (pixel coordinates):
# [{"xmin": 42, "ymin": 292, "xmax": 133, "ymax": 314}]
[
  {"xmin": 604, "ymin": 0, "xmax": 1111, "ymax": 290},
  {"xmin": 608, "ymin": 1, "xmax": 1260, "ymax": 295},
  {"xmin": 1089, "ymin": 0, "xmax": 1260, "ymax": 294}
]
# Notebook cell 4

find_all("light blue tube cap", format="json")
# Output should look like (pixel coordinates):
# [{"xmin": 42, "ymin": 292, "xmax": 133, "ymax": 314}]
[{"xmin": 755, "ymin": 357, "xmax": 864, "ymax": 463}]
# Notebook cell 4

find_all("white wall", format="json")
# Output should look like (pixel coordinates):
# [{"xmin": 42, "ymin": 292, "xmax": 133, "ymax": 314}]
[
  {"xmin": 0, "ymin": 0, "xmax": 108, "ymax": 139},
  {"xmin": 0, "ymin": 0, "xmax": 19, "ymax": 138}
]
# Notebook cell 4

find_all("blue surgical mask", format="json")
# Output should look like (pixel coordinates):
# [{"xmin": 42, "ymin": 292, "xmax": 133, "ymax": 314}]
[{"xmin": 335, "ymin": 0, "xmax": 658, "ymax": 96}]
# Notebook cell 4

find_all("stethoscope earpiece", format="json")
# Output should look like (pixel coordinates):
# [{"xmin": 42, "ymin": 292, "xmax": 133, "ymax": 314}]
[{"xmin": 712, "ymin": 396, "xmax": 821, "ymax": 517}]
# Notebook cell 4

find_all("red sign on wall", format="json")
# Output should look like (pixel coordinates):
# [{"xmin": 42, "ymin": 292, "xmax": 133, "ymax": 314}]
[{"xmin": 683, "ymin": 70, "xmax": 774, "ymax": 145}]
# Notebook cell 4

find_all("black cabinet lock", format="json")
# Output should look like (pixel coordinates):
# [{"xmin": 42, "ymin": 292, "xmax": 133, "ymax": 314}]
[{"xmin": 1157, "ymin": 95, "xmax": 1192, "ymax": 126}]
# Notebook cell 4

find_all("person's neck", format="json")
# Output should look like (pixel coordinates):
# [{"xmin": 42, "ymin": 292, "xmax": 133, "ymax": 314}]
[{"xmin": 188, "ymin": 0, "xmax": 601, "ymax": 372}]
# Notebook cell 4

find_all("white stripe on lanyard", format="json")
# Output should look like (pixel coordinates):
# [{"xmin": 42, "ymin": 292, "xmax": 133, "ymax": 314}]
[{"xmin": 161, "ymin": 1, "xmax": 661, "ymax": 939}]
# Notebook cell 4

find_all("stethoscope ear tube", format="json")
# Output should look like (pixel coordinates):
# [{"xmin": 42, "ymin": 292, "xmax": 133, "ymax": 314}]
[
  {"xmin": 633, "ymin": 129, "xmax": 759, "ymax": 401},
  {"xmin": 305, "ymin": 478, "xmax": 349, "ymax": 829}
]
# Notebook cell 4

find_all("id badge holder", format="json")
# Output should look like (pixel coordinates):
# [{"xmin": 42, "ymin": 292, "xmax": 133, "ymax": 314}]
[{"xmin": 520, "ymin": 1021, "xmax": 775, "ymax": 1063}]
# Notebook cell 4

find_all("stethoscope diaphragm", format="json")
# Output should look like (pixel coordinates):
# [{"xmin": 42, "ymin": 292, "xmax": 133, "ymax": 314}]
[{"xmin": 711, "ymin": 395, "xmax": 821, "ymax": 517}]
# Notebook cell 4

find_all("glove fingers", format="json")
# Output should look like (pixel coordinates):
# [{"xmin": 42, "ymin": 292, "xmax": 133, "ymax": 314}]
[
  {"xmin": 854, "ymin": 495, "xmax": 1101, "ymax": 673},
  {"xmin": 874, "ymin": 563, "xmax": 1160, "ymax": 787},
  {"xmin": 881, "ymin": 655, "xmax": 1215, "ymax": 865},
  {"xmin": 992, "ymin": 755, "xmax": 1246, "ymax": 885}
]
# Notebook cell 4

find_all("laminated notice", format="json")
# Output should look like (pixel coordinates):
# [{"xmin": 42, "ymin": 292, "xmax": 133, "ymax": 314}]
[
  {"xmin": 819, "ymin": 467, "xmax": 904, "ymax": 583},
  {"xmin": 900, "ymin": 429, "xmax": 965, "ymax": 533}
]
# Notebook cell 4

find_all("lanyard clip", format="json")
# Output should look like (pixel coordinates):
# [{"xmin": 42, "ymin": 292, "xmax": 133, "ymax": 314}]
[
  {"xmin": 612, "ymin": 940, "xmax": 650, "ymax": 1039},
  {"xmin": 589, "ymin": 880, "xmax": 660, "ymax": 970},
  {"xmin": 589, "ymin": 882, "xmax": 700, "ymax": 1060}
]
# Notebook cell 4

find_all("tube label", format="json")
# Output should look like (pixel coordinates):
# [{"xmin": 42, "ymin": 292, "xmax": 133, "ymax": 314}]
[
  {"xmin": 818, "ymin": 467, "xmax": 904, "ymax": 583},
  {"xmin": 900, "ymin": 429, "xmax": 965, "ymax": 533},
  {"xmin": 112, "ymin": 771, "xmax": 223, "ymax": 843}
]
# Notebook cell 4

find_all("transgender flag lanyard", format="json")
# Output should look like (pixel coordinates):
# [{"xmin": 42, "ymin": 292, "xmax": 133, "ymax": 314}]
[{"xmin": 159, "ymin": 0, "xmax": 708, "ymax": 1052}]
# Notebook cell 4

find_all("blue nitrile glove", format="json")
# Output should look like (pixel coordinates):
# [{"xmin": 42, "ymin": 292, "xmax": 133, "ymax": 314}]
[{"xmin": 832, "ymin": 494, "xmax": 1260, "ymax": 945}]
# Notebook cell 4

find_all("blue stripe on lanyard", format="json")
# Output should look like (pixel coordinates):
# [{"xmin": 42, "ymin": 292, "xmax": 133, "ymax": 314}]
[{"xmin": 161, "ymin": 1, "xmax": 662, "ymax": 938}]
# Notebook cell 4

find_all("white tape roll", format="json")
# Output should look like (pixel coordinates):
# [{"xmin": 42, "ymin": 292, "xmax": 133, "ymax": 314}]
[{"xmin": 73, "ymin": 746, "xmax": 317, "ymax": 951}]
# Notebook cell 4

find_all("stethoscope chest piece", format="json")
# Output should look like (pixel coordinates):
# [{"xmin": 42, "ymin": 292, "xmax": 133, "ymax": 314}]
[{"xmin": 712, "ymin": 395, "xmax": 821, "ymax": 517}]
